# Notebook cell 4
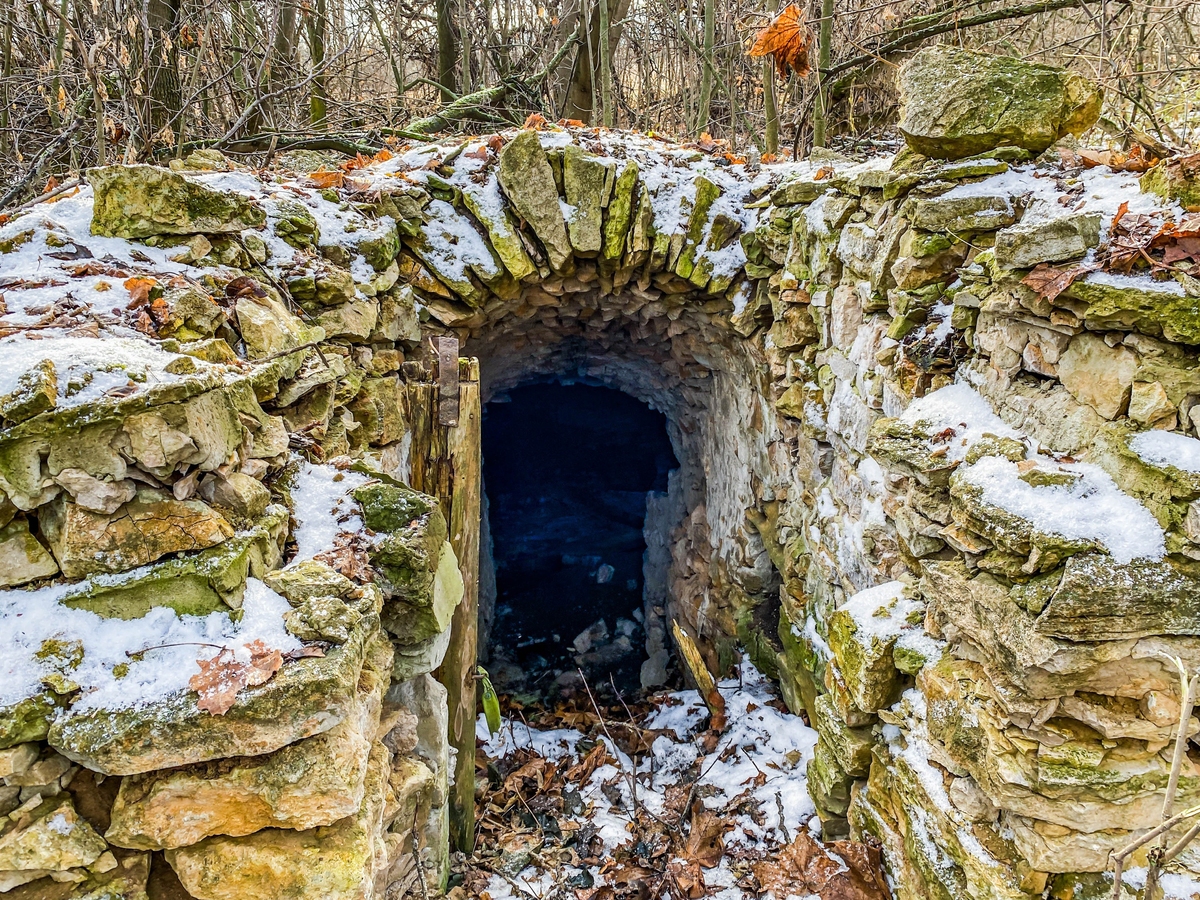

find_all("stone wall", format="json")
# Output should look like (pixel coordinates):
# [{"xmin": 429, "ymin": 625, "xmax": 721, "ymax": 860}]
[{"xmin": 2, "ymin": 45, "xmax": 1200, "ymax": 899}]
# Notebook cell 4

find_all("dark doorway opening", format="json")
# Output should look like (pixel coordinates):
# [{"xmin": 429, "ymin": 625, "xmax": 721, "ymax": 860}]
[{"xmin": 482, "ymin": 382, "xmax": 678, "ymax": 700}]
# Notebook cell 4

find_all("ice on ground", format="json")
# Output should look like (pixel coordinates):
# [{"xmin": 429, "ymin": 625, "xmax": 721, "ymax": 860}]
[
  {"xmin": 1131, "ymin": 430, "xmax": 1200, "ymax": 474},
  {"xmin": 289, "ymin": 461, "xmax": 369, "ymax": 561},
  {"xmin": 0, "ymin": 577, "xmax": 300, "ymax": 712}
]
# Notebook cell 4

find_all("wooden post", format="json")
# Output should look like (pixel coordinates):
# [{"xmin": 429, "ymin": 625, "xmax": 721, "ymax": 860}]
[
  {"xmin": 409, "ymin": 353, "xmax": 481, "ymax": 853},
  {"xmin": 442, "ymin": 358, "xmax": 480, "ymax": 852}
]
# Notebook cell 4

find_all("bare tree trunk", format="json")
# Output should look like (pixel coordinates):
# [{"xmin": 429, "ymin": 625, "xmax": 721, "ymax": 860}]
[
  {"xmin": 563, "ymin": 0, "xmax": 629, "ymax": 123},
  {"xmin": 696, "ymin": 0, "xmax": 714, "ymax": 133},
  {"xmin": 146, "ymin": 0, "xmax": 183, "ymax": 139},
  {"xmin": 460, "ymin": 0, "xmax": 472, "ymax": 95},
  {"xmin": 762, "ymin": 0, "xmax": 778, "ymax": 155},
  {"xmin": 306, "ymin": 0, "xmax": 328, "ymax": 129},
  {"xmin": 0, "ymin": 6, "xmax": 11, "ymax": 155},
  {"xmin": 812, "ymin": 0, "xmax": 834, "ymax": 147},
  {"xmin": 435, "ymin": 0, "xmax": 458, "ymax": 102},
  {"xmin": 598, "ymin": 0, "xmax": 612, "ymax": 126}
]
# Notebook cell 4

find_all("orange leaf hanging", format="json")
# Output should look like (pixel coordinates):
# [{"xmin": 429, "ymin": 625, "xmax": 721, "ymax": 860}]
[{"xmin": 748, "ymin": 5, "xmax": 815, "ymax": 80}]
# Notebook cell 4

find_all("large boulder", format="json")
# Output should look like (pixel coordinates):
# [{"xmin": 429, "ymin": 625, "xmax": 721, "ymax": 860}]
[
  {"xmin": 898, "ymin": 48, "xmax": 1102, "ymax": 159},
  {"xmin": 90, "ymin": 165, "xmax": 266, "ymax": 238}
]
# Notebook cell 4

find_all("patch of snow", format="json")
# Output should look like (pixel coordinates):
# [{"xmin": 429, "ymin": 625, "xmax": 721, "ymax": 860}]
[
  {"xmin": 0, "ymin": 335, "xmax": 217, "ymax": 410},
  {"xmin": 1085, "ymin": 269, "xmax": 1185, "ymax": 296},
  {"xmin": 0, "ymin": 576, "xmax": 301, "ymax": 712},
  {"xmin": 961, "ymin": 455, "xmax": 1164, "ymax": 564},
  {"xmin": 1130, "ymin": 430, "xmax": 1200, "ymax": 473},
  {"xmin": 419, "ymin": 199, "xmax": 499, "ymax": 282},
  {"xmin": 289, "ymin": 461, "xmax": 369, "ymax": 561},
  {"xmin": 900, "ymin": 382, "xmax": 1024, "ymax": 462},
  {"xmin": 46, "ymin": 813, "xmax": 74, "ymax": 835}
]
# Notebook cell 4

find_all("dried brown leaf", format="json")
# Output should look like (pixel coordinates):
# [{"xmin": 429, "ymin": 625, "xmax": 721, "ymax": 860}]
[{"xmin": 748, "ymin": 5, "xmax": 814, "ymax": 79}]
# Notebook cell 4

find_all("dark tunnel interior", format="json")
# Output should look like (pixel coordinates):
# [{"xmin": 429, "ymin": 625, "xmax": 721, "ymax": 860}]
[{"xmin": 481, "ymin": 381, "xmax": 678, "ymax": 699}]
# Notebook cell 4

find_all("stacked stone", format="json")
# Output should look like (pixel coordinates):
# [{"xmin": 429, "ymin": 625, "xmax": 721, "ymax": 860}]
[
  {"xmin": 5, "ymin": 48, "xmax": 1200, "ymax": 898},
  {"xmin": 0, "ymin": 163, "xmax": 465, "ymax": 897},
  {"xmin": 751, "ymin": 47, "xmax": 1200, "ymax": 900}
]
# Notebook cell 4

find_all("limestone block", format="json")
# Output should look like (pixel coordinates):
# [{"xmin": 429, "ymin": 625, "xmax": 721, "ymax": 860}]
[
  {"xmin": 351, "ymin": 483, "xmax": 464, "ymax": 643},
  {"xmin": 52, "ymin": 469, "xmax": 137, "ymax": 515},
  {"xmin": 348, "ymin": 377, "xmax": 406, "ymax": 446},
  {"xmin": 285, "ymin": 595, "xmax": 361, "ymax": 644},
  {"xmin": 0, "ymin": 745, "xmax": 38, "ymax": 780},
  {"xmin": 0, "ymin": 851, "xmax": 150, "ymax": 900},
  {"xmin": 391, "ymin": 627, "xmax": 452, "ymax": 682},
  {"xmin": 48, "ymin": 614, "xmax": 379, "ymax": 775},
  {"xmin": 264, "ymin": 560, "xmax": 355, "ymax": 605},
  {"xmin": 1035, "ymin": 552, "xmax": 1200, "ymax": 641},
  {"xmin": 1141, "ymin": 152, "xmax": 1200, "ymax": 209},
  {"xmin": 1065, "ymin": 276, "xmax": 1200, "ymax": 345},
  {"xmin": 563, "ymin": 144, "xmax": 612, "ymax": 255},
  {"xmin": 287, "ymin": 262, "xmax": 357, "ymax": 308},
  {"xmin": 993, "ymin": 211, "xmax": 1101, "ymax": 270},
  {"xmin": 1128, "ymin": 379, "xmax": 1175, "ymax": 427},
  {"xmin": 1054, "ymin": 333, "xmax": 1138, "ymax": 419},
  {"xmin": 235, "ymin": 293, "xmax": 311, "ymax": 360},
  {"xmin": 812, "ymin": 694, "xmax": 874, "ymax": 778},
  {"xmin": 898, "ymin": 47, "xmax": 1101, "ymax": 159},
  {"xmin": 909, "ymin": 193, "xmax": 1021, "ymax": 233},
  {"xmin": 922, "ymin": 559, "xmax": 1200, "ymax": 702},
  {"xmin": 498, "ymin": 130, "xmax": 573, "ymax": 274},
  {"xmin": 316, "ymin": 298, "xmax": 379, "ymax": 341},
  {"xmin": 89, "ymin": 165, "xmax": 266, "ymax": 238},
  {"xmin": 0, "ymin": 796, "xmax": 107, "ymax": 890},
  {"xmin": 603, "ymin": 161, "xmax": 639, "ymax": 261},
  {"xmin": 0, "ymin": 517, "xmax": 59, "ymax": 588},
  {"xmin": 166, "ymin": 742, "xmax": 394, "ymax": 900},
  {"xmin": 105, "ymin": 635, "xmax": 390, "ymax": 850},
  {"xmin": 0, "ymin": 359, "xmax": 57, "ymax": 426},
  {"xmin": 206, "ymin": 472, "xmax": 271, "ymax": 520},
  {"xmin": 851, "ymin": 735, "xmax": 1043, "ymax": 900},
  {"xmin": 921, "ymin": 655, "xmax": 1200, "ymax": 832},
  {"xmin": 829, "ymin": 283, "xmax": 863, "ymax": 350},
  {"xmin": 827, "ymin": 601, "xmax": 906, "ymax": 715},
  {"xmin": 40, "ymin": 489, "xmax": 233, "ymax": 580}
]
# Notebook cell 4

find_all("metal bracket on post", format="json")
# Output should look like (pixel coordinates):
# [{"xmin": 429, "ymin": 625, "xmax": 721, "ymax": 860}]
[{"xmin": 437, "ymin": 335, "xmax": 460, "ymax": 427}]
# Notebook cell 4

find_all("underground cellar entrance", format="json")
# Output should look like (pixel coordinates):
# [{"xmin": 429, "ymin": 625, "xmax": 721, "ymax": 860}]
[{"xmin": 480, "ymin": 381, "xmax": 679, "ymax": 700}]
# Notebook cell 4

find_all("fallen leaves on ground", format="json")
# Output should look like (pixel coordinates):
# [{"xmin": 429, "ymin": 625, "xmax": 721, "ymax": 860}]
[
  {"xmin": 753, "ymin": 831, "xmax": 892, "ymax": 900},
  {"xmin": 461, "ymin": 668, "xmax": 889, "ymax": 900},
  {"xmin": 189, "ymin": 640, "xmax": 284, "ymax": 715},
  {"xmin": 748, "ymin": 5, "xmax": 814, "ymax": 79}
]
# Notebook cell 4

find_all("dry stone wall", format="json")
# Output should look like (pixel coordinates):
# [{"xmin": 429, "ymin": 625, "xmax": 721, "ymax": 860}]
[{"xmin": 1, "ymin": 46, "xmax": 1200, "ymax": 900}]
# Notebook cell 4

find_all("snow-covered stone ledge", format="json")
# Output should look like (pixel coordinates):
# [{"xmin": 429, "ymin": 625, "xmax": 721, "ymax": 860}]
[{"xmin": 3, "ymin": 44, "xmax": 1200, "ymax": 900}]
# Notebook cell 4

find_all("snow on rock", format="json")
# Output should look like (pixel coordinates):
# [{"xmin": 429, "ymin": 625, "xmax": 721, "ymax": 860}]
[
  {"xmin": 0, "ymin": 334, "xmax": 221, "ymax": 410},
  {"xmin": 0, "ymin": 576, "xmax": 300, "ymax": 713},
  {"xmin": 1131, "ymin": 429, "xmax": 1200, "ymax": 474},
  {"xmin": 961, "ymin": 455, "xmax": 1165, "ymax": 563},
  {"xmin": 900, "ymin": 382, "xmax": 1024, "ymax": 462},
  {"xmin": 289, "ymin": 460, "xmax": 369, "ymax": 562}
]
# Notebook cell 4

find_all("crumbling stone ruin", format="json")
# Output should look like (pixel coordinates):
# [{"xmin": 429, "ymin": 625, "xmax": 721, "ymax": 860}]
[{"xmin": 2, "ymin": 45, "xmax": 1200, "ymax": 899}]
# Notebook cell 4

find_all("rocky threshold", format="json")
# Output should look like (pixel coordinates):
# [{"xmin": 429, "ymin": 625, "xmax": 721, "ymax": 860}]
[{"xmin": 459, "ymin": 663, "xmax": 891, "ymax": 900}]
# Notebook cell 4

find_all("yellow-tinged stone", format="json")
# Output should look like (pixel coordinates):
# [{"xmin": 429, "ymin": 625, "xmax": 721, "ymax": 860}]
[
  {"xmin": 166, "ymin": 742, "xmax": 394, "ymax": 900},
  {"xmin": 105, "ymin": 634, "xmax": 391, "ymax": 850},
  {"xmin": 41, "ymin": 489, "xmax": 234, "ymax": 579},
  {"xmin": 0, "ymin": 796, "xmax": 108, "ymax": 891}
]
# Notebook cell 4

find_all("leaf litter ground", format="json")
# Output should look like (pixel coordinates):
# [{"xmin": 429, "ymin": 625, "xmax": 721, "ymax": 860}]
[{"xmin": 455, "ymin": 662, "xmax": 892, "ymax": 900}]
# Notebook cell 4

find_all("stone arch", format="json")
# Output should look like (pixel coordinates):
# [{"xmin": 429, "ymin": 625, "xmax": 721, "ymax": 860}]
[{"xmin": 393, "ymin": 128, "xmax": 791, "ymax": 681}]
